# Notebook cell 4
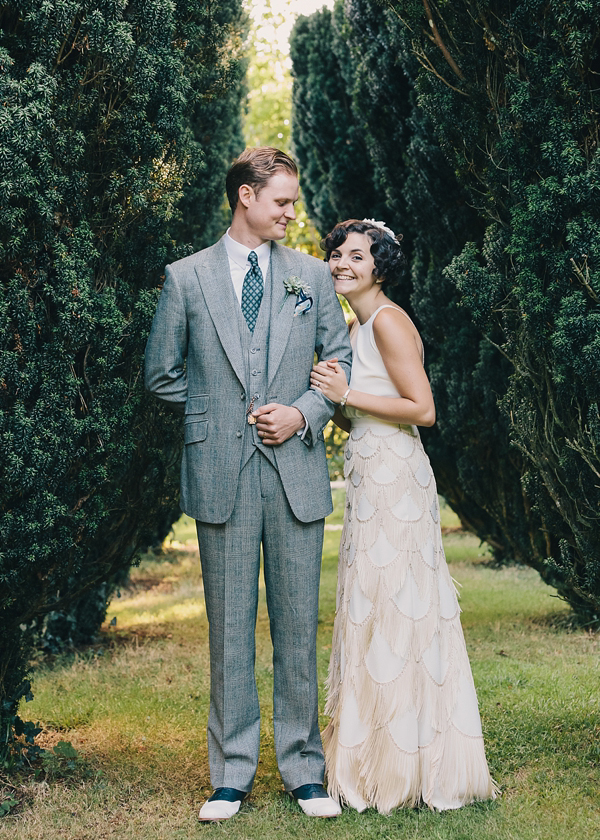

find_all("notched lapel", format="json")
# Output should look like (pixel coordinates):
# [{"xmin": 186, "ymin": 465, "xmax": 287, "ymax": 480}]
[
  {"xmin": 268, "ymin": 244, "xmax": 300, "ymax": 387},
  {"xmin": 194, "ymin": 240, "xmax": 245, "ymax": 387}
]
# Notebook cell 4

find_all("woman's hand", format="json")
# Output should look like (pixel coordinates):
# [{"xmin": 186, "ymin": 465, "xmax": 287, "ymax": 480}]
[{"xmin": 310, "ymin": 358, "xmax": 349, "ymax": 404}]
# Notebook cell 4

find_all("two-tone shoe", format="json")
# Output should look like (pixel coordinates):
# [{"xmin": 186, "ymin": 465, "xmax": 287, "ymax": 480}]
[
  {"xmin": 289, "ymin": 783, "xmax": 342, "ymax": 818},
  {"xmin": 198, "ymin": 787, "xmax": 247, "ymax": 821}
]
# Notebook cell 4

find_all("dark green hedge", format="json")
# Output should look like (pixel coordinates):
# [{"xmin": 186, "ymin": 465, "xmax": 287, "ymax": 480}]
[
  {"xmin": 291, "ymin": 0, "xmax": 600, "ymax": 619},
  {"xmin": 0, "ymin": 0, "xmax": 246, "ymax": 762}
]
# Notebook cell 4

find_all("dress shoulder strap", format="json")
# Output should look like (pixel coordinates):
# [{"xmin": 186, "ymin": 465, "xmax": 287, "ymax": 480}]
[
  {"xmin": 370, "ymin": 304, "xmax": 416, "ymax": 328},
  {"xmin": 369, "ymin": 305, "xmax": 424, "ymax": 362}
]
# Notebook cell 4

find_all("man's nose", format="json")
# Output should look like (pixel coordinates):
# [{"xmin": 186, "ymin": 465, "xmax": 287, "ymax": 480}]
[{"xmin": 284, "ymin": 204, "xmax": 296, "ymax": 220}]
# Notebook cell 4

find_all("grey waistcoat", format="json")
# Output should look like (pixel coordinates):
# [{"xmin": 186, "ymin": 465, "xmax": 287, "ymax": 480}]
[{"xmin": 237, "ymin": 262, "xmax": 277, "ymax": 470}]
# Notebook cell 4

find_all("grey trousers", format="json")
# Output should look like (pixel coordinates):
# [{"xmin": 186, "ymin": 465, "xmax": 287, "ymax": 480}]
[{"xmin": 196, "ymin": 450, "xmax": 325, "ymax": 792}]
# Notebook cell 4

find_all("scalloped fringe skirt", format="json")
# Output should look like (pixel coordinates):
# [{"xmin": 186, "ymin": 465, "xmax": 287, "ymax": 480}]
[{"xmin": 323, "ymin": 421, "xmax": 498, "ymax": 813}]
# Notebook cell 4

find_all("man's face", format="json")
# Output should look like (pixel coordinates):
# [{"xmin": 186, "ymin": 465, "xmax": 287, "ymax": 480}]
[{"xmin": 244, "ymin": 171, "xmax": 298, "ymax": 242}]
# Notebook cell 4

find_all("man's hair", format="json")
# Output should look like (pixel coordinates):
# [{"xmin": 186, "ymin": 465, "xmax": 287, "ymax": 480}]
[{"xmin": 226, "ymin": 147, "xmax": 298, "ymax": 213}]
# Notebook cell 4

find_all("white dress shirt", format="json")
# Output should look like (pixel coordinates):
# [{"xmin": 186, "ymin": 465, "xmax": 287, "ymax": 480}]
[
  {"xmin": 224, "ymin": 230, "xmax": 271, "ymax": 304},
  {"xmin": 223, "ymin": 229, "xmax": 308, "ymax": 440}
]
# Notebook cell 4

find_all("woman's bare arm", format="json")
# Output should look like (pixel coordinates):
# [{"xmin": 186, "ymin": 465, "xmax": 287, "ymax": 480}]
[{"xmin": 310, "ymin": 308, "xmax": 435, "ymax": 427}]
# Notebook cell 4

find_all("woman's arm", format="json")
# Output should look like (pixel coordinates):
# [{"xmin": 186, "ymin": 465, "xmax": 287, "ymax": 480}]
[{"xmin": 310, "ymin": 308, "xmax": 435, "ymax": 427}]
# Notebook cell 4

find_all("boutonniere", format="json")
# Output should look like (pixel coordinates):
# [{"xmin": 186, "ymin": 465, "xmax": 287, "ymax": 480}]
[
  {"xmin": 283, "ymin": 275, "xmax": 311, "ymax": 298},
  {"xmin": 282, "ymin": 275, "xmax": 313, "ymax": 316}
]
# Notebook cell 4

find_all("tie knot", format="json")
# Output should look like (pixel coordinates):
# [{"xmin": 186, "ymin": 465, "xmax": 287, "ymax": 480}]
[{"xmin": 248, "ymin": 251, "xmax": 258, "ymax": 267}]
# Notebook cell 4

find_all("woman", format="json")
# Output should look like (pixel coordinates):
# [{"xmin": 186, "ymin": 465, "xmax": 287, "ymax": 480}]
[{"xmin": 310, "ymin": 219, "xmax": 496, "ymax": 814}]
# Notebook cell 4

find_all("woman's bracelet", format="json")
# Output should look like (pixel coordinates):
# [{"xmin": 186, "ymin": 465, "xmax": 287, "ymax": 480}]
[{"xmin": 339, "ymin": 388, "xmax": 351, "ymax": 407}]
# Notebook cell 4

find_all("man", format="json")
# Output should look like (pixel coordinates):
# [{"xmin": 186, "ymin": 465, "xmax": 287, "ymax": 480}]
[{"xmin": 145, "ymin": 148, "xmax": 352, "ymax": 821}]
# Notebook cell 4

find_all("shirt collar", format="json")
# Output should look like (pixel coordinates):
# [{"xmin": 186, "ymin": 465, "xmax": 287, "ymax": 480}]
[{"xmin": 225, "ymin": 229, "xmax": 271, "ymax": 270}]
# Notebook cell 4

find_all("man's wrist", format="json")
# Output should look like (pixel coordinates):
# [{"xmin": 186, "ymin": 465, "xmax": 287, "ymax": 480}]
[{"xmin": 293, "ymin": 407, "xmax": 309, "ymax": 440}]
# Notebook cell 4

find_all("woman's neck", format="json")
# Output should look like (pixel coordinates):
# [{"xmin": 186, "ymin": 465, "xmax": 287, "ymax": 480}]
[{"xmin": 345, "ymin": 289, "xmax": 389, "ymax": 325}]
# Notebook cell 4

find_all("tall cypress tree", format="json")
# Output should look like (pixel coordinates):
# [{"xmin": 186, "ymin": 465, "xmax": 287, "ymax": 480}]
[
  {"xmin": 289, "ymin": 6, "xmax": 387, "ymax": 235},
  {"xmin": 0, "ymin": 0, "xmax": 246, "ymax": 760},
  {"xmin": 291, "ymin": 0, "xmax": 525, "ymax": 563},
  {"xmin": 293, "ymin": 0, "xmax": 600, "ymax": 617},
  {"xmin": 391, "ymin": 0, "xmax": 600, "ymax": 616}
]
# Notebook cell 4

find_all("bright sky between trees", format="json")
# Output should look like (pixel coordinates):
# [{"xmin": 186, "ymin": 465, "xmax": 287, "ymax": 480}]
[
  {"xmin": 244, "ymin": 0, "xmax": 335, "ymax": 252},
  {"xmin": 248, "ymin": 0, "xmax": 335, "ymax": 55}
]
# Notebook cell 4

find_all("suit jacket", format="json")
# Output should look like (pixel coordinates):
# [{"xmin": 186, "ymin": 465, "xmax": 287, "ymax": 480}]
[{"xmin": 144, "ymin": 236, "xmax": 352, "ymax": 524}]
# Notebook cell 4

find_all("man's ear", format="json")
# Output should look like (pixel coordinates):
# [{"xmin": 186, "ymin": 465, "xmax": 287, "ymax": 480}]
[{"xmin": 238, "ymin": 184, "xmax": 254, "ymax": 209}]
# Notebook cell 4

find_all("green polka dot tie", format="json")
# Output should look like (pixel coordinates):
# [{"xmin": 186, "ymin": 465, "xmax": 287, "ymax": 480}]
[{"xmin": 241, "ymin": 251, "xmax": 263, "ymax": 333}]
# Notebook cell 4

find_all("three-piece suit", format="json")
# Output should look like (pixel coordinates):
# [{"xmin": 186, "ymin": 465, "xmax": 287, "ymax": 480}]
[{"xmin": 145, "ymin": 235, "xmax": 352, "ymax": 791}]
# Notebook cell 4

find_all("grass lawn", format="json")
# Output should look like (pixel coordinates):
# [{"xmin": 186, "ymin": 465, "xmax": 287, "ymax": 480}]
[{"xmin": 2, "ymin": 494, "xmax": 599, "ymax": 839}]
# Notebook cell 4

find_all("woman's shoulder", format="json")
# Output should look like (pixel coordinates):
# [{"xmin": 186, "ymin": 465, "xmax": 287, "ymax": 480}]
[
  {"xmin": 372, "ymin": 305, "xmax": 423, "ymax": 356},
  {"xmin": 372, "ymin": 304, "xmax": 415, "ymax": 333}
]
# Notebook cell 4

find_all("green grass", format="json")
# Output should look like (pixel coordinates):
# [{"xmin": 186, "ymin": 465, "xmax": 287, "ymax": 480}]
[{"xmin": 2, "ymin": 505, "xmax": 599, "ymax": 839}]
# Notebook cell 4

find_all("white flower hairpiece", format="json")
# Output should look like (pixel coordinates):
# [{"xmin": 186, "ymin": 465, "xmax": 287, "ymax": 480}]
[{"xmin": 362, "ymin": 218, "xmax": 401, "ymax": 243}]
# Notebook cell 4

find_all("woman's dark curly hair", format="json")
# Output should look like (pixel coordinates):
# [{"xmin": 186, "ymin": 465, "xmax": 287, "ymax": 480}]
[{"xmin": 321, "ymin": 219, "xmax": 406, "ymax": 292}]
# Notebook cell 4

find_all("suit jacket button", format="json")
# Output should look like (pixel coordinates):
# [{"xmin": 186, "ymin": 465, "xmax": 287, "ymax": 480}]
[
  {"xmin": 236, "ymin": 431, "xmax": 242, "ymax": 438},
  {"xmin": 241, "ymin": 393, "xmax": 245, "ymax": 400}
]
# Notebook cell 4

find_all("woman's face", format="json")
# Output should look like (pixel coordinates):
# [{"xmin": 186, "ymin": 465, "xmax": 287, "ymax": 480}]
[{"xmin": 328, "ymin": 231, "xmax": 378, "ymax": 298}]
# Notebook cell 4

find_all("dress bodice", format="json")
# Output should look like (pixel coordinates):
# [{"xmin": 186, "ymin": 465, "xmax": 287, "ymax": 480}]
[{"xmin": 343, "ymin": 304, "xmax": 419, "ymax": 436}]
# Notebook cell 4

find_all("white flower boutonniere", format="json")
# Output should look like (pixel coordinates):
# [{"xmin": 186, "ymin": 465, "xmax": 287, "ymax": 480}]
[{"xmin": 281, "ymin": 275, "xmax": 313, "ymax": 315}]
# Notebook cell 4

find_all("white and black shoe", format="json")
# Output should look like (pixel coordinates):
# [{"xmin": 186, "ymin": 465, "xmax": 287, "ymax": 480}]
[
  {"xmin": 198, "ymin": 787, "xmax": 247, "ymax": 821},
  {"xmin": 289, "ymin": 784, "xmax": 342, "ymax": 818}
]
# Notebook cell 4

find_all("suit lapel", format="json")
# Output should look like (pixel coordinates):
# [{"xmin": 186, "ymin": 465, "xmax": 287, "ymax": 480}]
[
  {"xmin": 194, "ymin": 238, "xmax": 246, "ymax": 387},
  {"xmin": 268, "ymin": 243, "xmax": 299, "ymax": 388}
]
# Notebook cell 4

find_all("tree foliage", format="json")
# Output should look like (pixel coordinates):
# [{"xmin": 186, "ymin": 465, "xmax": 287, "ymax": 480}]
[
  {"xmin": 0, "ymin": 0, "xmax": 246, "ymax": 762},
  {"xmin": 289, "ymin": 6, "xmax": 388, "ymax": 235},
  {"xmin": 292, "ymin": 0, "xmax": 600, "ymax": 618},
  {"xmin": 291, "ymin": 0, "xmax": 516, "ymax": 559},
  {"xmin": 398, "ymin": 0, "xmax": 600, "ymax": 618}
]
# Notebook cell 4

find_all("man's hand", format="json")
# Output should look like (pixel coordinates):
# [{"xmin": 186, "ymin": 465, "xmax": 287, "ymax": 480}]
[{"xmin": 252, "ymin": 404, "xmax": 305, "ymax": 445}]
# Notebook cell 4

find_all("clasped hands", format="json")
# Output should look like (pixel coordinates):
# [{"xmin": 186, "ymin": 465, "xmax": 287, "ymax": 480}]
[
  {"xmin": 252, "ymin": 403, "xmax": 304, "ymax": 445},
  {"xmin": 250, "ymin": 359, "xmax": 348, "ymax": 445},
  {"xmin": 310, "ymin": 358, "xmax": 349, "ymax": 404}
]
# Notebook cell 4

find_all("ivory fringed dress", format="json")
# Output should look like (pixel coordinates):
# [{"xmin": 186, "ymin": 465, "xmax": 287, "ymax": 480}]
[{"xmin": 322, "ymin": 305, "xmax": 496, "ymax": 813}]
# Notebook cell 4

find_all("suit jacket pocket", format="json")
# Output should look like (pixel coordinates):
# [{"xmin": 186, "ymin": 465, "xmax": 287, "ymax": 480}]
[
  {"xmin": 184, "ymin": 419, "xmax": 208, "ymax": 444},
  {"xmin": 185, "ymin": 394, "xmax": 209, "ymax": 415}
]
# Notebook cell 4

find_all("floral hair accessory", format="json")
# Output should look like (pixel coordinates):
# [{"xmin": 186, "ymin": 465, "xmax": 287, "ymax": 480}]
[{"xmin": 361, "ymin": 218, "xmax": 401, "ymax": 244}]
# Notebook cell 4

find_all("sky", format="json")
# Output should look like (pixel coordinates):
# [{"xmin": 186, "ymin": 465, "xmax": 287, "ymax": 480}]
[{"xmin": 248, "ymin": 0, "xmax": 335, "ymax": 54}]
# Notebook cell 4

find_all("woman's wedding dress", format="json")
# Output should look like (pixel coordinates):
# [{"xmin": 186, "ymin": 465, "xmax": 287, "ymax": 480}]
[{"xmin": 323, "ymin": 305, "xmax": 496, "ymax": 813}]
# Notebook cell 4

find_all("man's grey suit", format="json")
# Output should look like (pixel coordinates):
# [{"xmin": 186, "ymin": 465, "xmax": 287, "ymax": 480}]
[{"xmin": 145, "ymin": 236, "xmax": 352, "ymax": 791}]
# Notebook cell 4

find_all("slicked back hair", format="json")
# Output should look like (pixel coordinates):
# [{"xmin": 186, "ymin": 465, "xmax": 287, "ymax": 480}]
[{"xmin": 226, "ymin": 147, "xmax": 298, "ymax": 213}]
